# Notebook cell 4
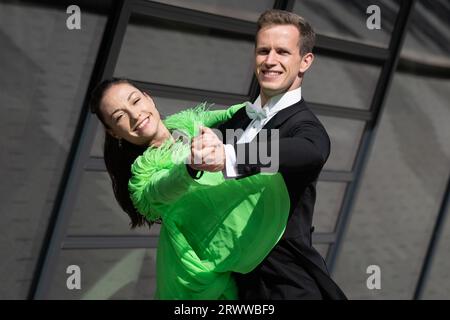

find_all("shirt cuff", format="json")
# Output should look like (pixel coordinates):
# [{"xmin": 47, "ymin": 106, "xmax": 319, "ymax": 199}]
[{"xmin": 223, "ymin": 144, "xmax": 241, "ymax": 179}]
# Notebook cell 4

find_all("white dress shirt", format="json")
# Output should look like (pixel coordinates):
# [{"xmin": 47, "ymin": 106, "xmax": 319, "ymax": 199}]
[{"xmin": 223, "ymin": 87, "xmax": 302, "ymax": 178}]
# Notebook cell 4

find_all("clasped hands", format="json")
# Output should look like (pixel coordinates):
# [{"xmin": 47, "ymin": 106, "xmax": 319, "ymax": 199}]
[{"xmin": 189, "ymin": 126, "xmax": 225, "ymax": 172}]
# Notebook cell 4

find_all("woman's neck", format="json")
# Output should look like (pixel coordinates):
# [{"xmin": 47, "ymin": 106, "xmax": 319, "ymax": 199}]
[{"xmin": 149, "ymin": 125, "xmax": 173, "ymax": 148}]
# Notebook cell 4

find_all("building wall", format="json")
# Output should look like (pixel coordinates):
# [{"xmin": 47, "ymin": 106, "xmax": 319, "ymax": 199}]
[{"xmin": 0, "ymin": 0, "xmax": 448, "ymax": 299}]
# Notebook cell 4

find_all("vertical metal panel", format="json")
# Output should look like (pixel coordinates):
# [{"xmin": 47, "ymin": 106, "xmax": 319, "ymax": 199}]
[
  {"xmin": 31, "ymin": 0, "xmax": 132, "ymax": 299},
  {"xmin": 414, "ymin": 174, "xmax": 450, "ymax": 299},
  {"xmin": 326, "ymin": 0, "xmax": 417, "ymax": 273}
]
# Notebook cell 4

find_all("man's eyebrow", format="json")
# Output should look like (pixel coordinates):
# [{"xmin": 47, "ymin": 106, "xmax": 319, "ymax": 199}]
[{"xmin": 127, "ymin": 90, "xmax": 138, "ymax": 101}]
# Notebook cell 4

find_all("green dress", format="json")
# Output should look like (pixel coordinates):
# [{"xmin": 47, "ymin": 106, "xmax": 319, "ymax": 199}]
[{"xmin": 128, "ymin": 103, "xmax": 290, "ymax": 299}]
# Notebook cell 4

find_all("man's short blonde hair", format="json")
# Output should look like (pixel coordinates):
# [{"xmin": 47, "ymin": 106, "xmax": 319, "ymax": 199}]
[{"xmin": 257, "ymin": 9, "xmax": 316, "ymax": 56}]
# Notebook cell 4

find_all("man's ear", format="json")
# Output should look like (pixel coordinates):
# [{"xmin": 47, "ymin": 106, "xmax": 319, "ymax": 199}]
[{"xmin": 299, "ymin": 52, "xmax": 314, "ymax": 74}]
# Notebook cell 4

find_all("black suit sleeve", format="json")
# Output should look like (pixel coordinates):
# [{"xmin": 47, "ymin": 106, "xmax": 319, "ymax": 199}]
[{"xmin": 233, "ymin": 120, "xmax": 330, "ymax": 178}]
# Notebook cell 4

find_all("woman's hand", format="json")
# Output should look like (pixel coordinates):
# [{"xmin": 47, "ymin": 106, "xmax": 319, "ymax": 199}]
[{"xmin": 189, "ymin": 126, "xmax": 225, "ymax": 172}]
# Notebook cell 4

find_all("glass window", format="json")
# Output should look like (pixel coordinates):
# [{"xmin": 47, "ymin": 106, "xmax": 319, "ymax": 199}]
[
  {"xmin": 332, "ymin": 72, "xmax": 450, "ymax": 299},
  {"xmin": 304, "ymin": 54, "xmax": 381, "ymax": 110},
  {"xmin": 314, "ymin": 182, "xmax": 347, "ymax": 233},
  {"xmin": 0, "ymin": 2, "xmax": 107, "ymax": 299},
  {"xmin": 47, "ymin": 249, "xmax": 157, "ymax": 299},
  {"xmin": 402, "ymin": 0, "xmax": 450, "ymax": 65},
  {"xmin": 91, "ymin": 125, "xmax": 106, "ymax": 158},
  {"xmin": 67, "ymin": 172, "xmax": 159, "ymax": 236},
  {"xmin": 314, "ymin": 244, "xmax": 330, "ymax": 259},
  {"xmin": 318, "ymin": 116, "xmax": 365, "ymax": 172},
  {"xmin": 115, "ymin": 15, "xmax": 255, "ymax": 95},
  {"xmin": 150, "ymin": 0, "xmax": 274, "ymax": 22},
  {"xmin": 293, "ymin": 0, "xmax": 400, "ymax": 48},
  {"xmin": 422, "ymin": 196, "xmax": 450, "ymax": 299}
]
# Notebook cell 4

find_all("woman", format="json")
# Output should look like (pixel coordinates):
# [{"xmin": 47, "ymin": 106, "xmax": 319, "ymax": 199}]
[{"xmin": 90, "ymin": 78, "xmax": 291, "ymax": 299}]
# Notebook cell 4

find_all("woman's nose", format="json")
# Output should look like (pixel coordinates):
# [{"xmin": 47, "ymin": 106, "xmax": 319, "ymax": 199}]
[{"xmin": 129, "ymin": 109, "xmax": 142, "ymax": 124}]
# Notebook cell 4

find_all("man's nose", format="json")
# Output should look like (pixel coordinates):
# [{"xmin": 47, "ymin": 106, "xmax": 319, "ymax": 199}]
[{"xmin": 264, "ymin": 50, "xmax": 277, "ymax": 65}]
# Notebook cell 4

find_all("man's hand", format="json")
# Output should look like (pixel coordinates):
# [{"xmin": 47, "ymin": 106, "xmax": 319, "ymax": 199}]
[{"xmin": 189, "ymin": 126, "xmax": 225, "ymax": 172}]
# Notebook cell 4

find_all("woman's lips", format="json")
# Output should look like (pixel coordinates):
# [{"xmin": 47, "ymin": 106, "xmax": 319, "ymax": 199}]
[{"xmin": 135, "ymin": 116, "xmax": 150, "ymax": 133}]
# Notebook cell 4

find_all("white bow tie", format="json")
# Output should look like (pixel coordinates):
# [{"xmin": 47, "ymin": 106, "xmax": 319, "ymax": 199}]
[{"xmin": 245, "ymin": 102, "xmax": 268, "ymax": 121}]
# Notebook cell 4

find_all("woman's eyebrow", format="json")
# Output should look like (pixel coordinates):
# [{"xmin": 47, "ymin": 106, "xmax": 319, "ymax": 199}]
[{"xmin": 127, "ymin": 90, "xmax": 139, "ymax": 101}]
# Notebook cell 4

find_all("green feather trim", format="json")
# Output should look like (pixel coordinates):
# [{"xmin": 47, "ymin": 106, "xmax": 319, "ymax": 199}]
[
  {"xmin": 128, "ymin": 139, "xmax": 190, "ymax": 222},
  {"xmin": 163, "ymin": 102, "xmax": 211, "ymax": 138}
]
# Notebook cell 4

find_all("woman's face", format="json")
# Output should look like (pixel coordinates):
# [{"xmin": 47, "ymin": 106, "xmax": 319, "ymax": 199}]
[{"xmin": 100, "ymin": 83, "xmax": 163, "ymax": 146}]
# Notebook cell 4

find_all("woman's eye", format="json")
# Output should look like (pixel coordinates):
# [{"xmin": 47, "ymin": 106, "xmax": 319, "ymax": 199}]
[{"xmin": 133, "ymin": 98, "xmax": 140, "ymax": 105}]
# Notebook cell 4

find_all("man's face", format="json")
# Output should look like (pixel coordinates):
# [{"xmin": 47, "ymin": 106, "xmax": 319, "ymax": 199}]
[
  {"xmin": 100, "ymin": 83, "xmax": 163, "ymax": 146},
  {"xmin": 255, "ymin": 24, "xmax": 306, "ymax": 101}
]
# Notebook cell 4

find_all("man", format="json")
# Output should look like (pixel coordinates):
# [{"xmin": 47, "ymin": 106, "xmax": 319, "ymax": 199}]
[{"xmin": 191, "ymin": 10, "xmax": 347, "ymax": 299}]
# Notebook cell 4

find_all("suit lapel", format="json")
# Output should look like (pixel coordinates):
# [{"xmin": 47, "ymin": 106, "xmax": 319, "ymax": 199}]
[{"xmin": 263, "ymin": 99, "xmax": 306, "ymax": 131}]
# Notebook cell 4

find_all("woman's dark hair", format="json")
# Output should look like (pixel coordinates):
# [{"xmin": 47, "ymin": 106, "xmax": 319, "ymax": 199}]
[{"xmin": 89, "ymin": 78, "xmax": 155, "ymax": 229}]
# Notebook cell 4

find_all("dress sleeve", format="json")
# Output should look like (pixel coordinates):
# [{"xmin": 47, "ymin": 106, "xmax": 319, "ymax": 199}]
[
  {"xmin": 163, "ymin": 103, "xmax": 245, "ymax": 137},
  {"xmin": 200, "ymin": 103, "xmax": 245, "ymax": 128},
  {"xmin": 128, "ymin": 140, "xmax": 196, "ymax": 222}
]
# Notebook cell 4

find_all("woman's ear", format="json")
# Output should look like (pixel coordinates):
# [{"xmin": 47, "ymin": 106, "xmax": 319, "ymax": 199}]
[{"xmin": 106, "ymin": 129, "xmax": 120, "ymax": 140}]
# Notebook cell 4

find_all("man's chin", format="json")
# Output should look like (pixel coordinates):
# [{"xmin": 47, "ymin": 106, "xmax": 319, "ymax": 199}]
[{"xmin": 261, "ymin": 87, "xmax": 284, "ymax": 98}]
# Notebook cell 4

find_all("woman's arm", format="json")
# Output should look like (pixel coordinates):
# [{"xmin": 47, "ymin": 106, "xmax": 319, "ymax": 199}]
[
  {"xmin": 163, "ymin": 103, "xmax": 245, "ymax": 137},
  {"xmin": 128, "ymin": 141, "xmax": 196, "ymax": 221}
]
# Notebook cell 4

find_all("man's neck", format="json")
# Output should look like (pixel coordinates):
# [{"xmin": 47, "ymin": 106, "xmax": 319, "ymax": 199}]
[{"xmin": 259, "ymin": 87, "xmax": 302, "ymax": 108}]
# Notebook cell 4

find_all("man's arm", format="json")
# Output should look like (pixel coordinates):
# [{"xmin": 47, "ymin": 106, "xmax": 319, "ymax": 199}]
[
  {"xmin": 233, "ymin": 120, "xmax": 330, "ymax": 177},
  {"xmin": 192, "ymin": 118, "xmax": 330, "ymax": 180}
]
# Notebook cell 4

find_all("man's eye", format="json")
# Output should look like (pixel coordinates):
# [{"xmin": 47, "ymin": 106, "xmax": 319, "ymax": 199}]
[{"xmin": 115, "ymin": 114, "xmax": 123, "ymax": 122}]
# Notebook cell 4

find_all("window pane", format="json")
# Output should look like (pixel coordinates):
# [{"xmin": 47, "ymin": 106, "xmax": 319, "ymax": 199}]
[
  {"xmin": 314, "ymin": 244, "xmax": 330, "ymax": 260},
  {"xmin": 91, "ymin": 125, "xmax": 106, "ymax": 158},
  {"xmin": 47, "ymin": 249, "xmax": 157, "ymax": 299},
  {"xmin": 332, "ymin": 72, "xmax": 450, "ymax": 299},
  {"xmin": 115, "ymin": 15, "xmax": 255, "ymax": 95},
  {"xmin": 304, "ymin": 54, "xmax": 381, "ymax": 110},
  {"xmin": 150, "ymin": 0, "xmax": 274, "ymax": 22},
  {"xmin": 67, "ymin": 172, "xmax": 159, "ymax": 236},
  {"xmin": 318, "ymin": 116, "xmax": 365, "ymax": 171},
  {"xmin": 293, "ymin": 0, "xmax": 400, "ymax": 48},
  {"xmin": 422, "ymin": 194, "xmax": 450, "ymax": 299},
  {"xmin": 314, "ymin": 182, "xmax": 347, "ymax": 233},
  {"xmin": 0, "ymin": 3, "xmax": 106, "ymax": 299},
  {"xmin": 402, "ymin": 0, "xmax": 450, "ymax": 65}
]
